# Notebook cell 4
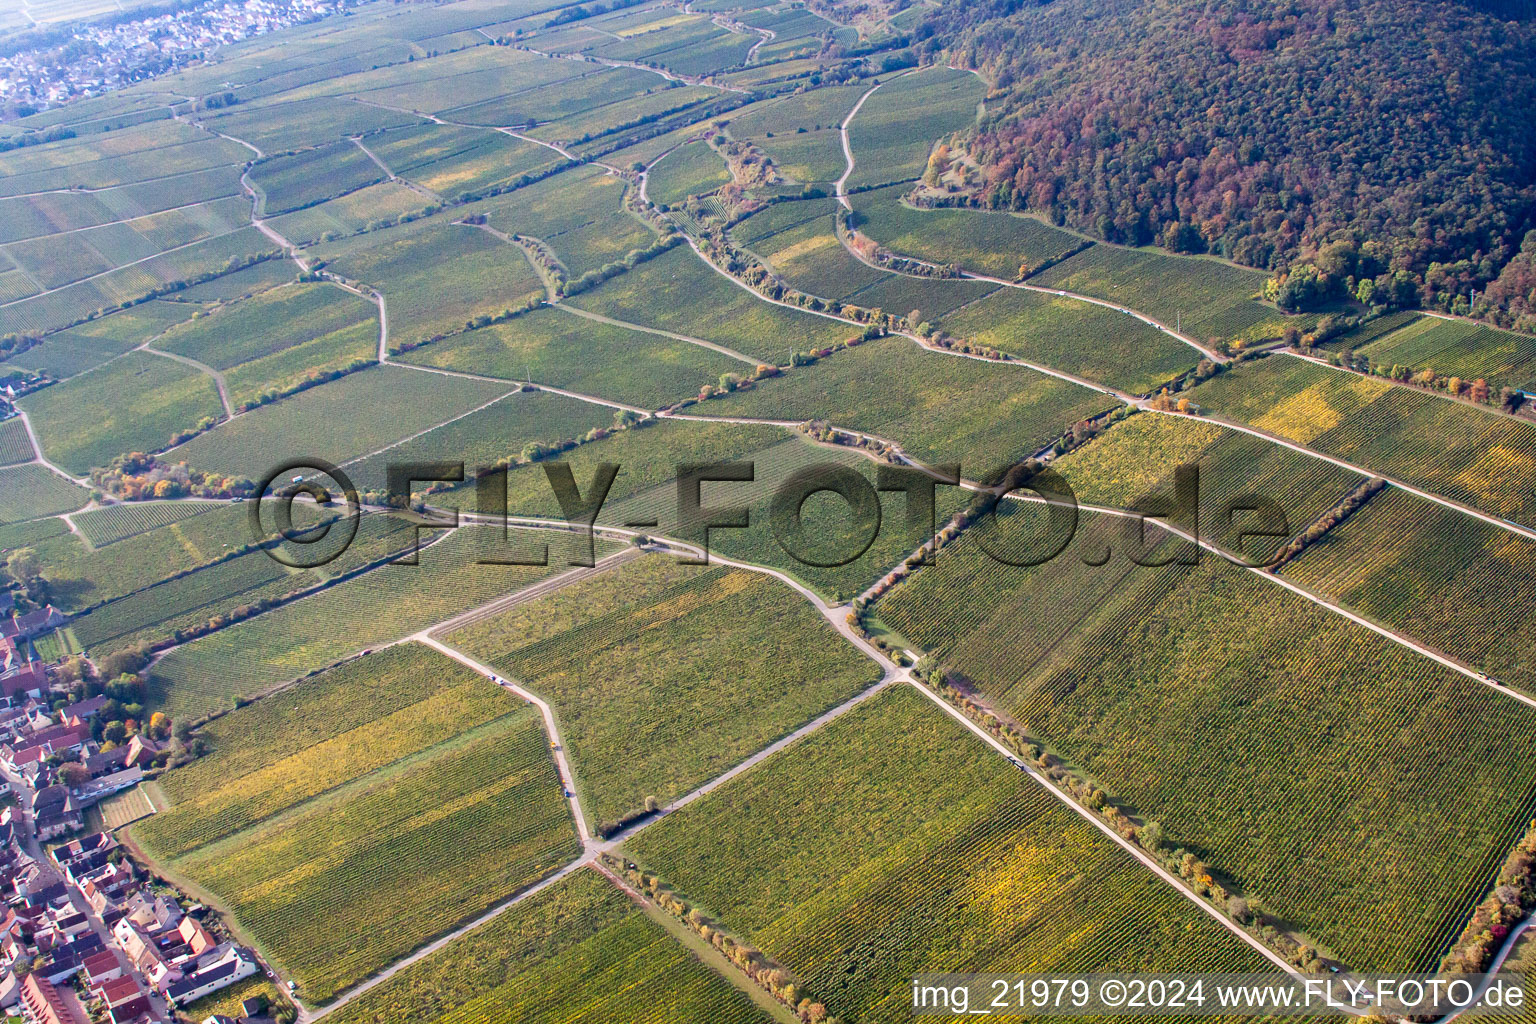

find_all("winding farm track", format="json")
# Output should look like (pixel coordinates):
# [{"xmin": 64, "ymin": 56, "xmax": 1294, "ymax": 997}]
[
  {"xmin": 828, "ymin": 68, "xmax": 1225, "ymax": 364},
  {"xmin": 833, "ymin": 74, "xmax": 892, "ymax": 211},
  {"xmin": 517, "ymin": 44, "xmax": 751, "ymax": 94},
  {"xmin": 1281, "ymin": 344, "xmax": 1536, "ymax": 423},
  {"xmin": 1148, "ymin": 405, "xmax": 1536, "ymax": 542}
]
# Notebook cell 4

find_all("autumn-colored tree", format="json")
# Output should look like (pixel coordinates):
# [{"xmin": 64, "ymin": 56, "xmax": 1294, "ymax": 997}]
[{"xmin": 58, "ymin": 763, "xmax": 89, "ymax": 788}]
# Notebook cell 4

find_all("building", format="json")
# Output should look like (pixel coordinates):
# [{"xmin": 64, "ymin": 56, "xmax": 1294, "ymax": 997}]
[
  {"xmin": 1, "ymin": 661, "xmax": 46, "ymax": 704},
  {"xmin": 18, "ymin": 973, "xmax": 88, "ymax": 1024},
  {"xmin": 31, "ymin": 787, "xmax": 82, "ymax": 842},
  {"xmin": 122, "ymin": 735, "xmax": 163, "ymax": 769},
  {"xmin": 38, "ymin": 932, "xmax": 104, "ymax": 984},
  {"xmin": 81, "ymin": 948, "xmax": 124, "ymax": 989},
  {"xmin": 177, "ymin": 916, "xmax": 215, "ymax": 957},
  {"xmin": 58, "ymin": 696, "xmax": 108, "ymax": 721},
  {"xmin": 164, "ymin": 946, "xmax": 259, "ymax": 1006},
  {"xmin": 97, "ymin": 976, "xmax": 149, "ymax": 1024},
  {"xmin": 70, "ymin": 767, "xmax": 143, "ymax": 807},
  {"xmin": 0, "ymin": 606, "xmax": 65, "ymax": 642}
]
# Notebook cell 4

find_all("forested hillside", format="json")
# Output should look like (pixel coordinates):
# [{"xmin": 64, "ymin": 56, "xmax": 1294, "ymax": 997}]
[{"xmin": 918, "ymin": 0, "xmax": 1536, "ymax": 327}]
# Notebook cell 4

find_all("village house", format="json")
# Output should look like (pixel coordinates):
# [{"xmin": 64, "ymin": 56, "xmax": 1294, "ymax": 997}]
[
  {"xmin": 81, "ymin": 948, "xmax": 125, "ymax": 989},
  {"xmin": 78, "ymin": 861, "xmax": 138, "ymax": 922},
  {"xmin": 57, "ymin": 696, "xmax": 108, "ymax": 722},
  {"xmin": 97, "ymin": 974, "xmax": 151, "ymax": 1024},
  {"xmin": 12, "ymin": 862, "xmax": 64, "ymax": 902},
  {"xmin": 0, "ymin": 606, "xmax": 66, "ymax": 643},
  {"xmin": 122, "ymin": 735, "xmax": 164, "ymax": 770},
  {"xmin": 1, "ymin": 660, "xmax": 46, "ymax": 705},
  {"xmin": 30, "ymin": 786, "xmax": 82, "ymax": 842},
  {"xmin": 164, "ymin": 945, "xmax": 259, "ymax": 1007},
  {"xmin": 19, "ymin": 973, "xmax": 88, "ymax": 1024},
  {"xmin": 53, "ymin": 833, "xmax": 116, "ymax": 884},
  {"xmin": 35, "ymin": 930, "xmax": 104, "ymax": 984}
]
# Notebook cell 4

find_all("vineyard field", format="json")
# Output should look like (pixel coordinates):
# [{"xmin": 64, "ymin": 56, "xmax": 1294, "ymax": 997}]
[
  {"xmin": 589, "ymin": 431, "xmax": 971, "ymax": 601},
  {"xmin": 340, "ymin": 388, "xmax": 612, "ymax": 495},
  {"xmin": 154, "ymin": 282, "xmax": 374, "ymax": 371},
  {"xmin": 564, "ymin": 244, "xmax": 852, "ymax": 362},
  {"xmin": 155, "ymin": 281, "xmax": 379, "ymax": 407},
  {"xmin": 247, "ymin": 140, "xmax": 386, "ymax": 216},
  {"xmin": 69, "ymin": 546, "xmax": 299, "ymax": 652},
  {"xmin": 323, "ymin": 869, "xmax": 775, "ymax": 1024},
  {"xmin": 1354, "ymin": 314, "xmax": 1536, "ymax": 393},
  {"xmin": 627, "ymin": 686, "xmax": 1273, "ymax": 1023},
  {"xmin": 30, "ymin": 501, "xmax": 261, "ymax": 611},
  {"xmin": 171, "ymin": 363, "xmax": 510, "ymax": 480},
  {"xmin": 1279, "ymin": 485, "xmax": 1536, "ymax": 692},
  {"xmin": 168, "ymin": 704, "xmax": 578, "ymax": 1002},
  {"xmin": 850, "ymin": 184, "xmax": 1087, "ymax": 280},
  {"xmin": 698, "ymin": 334, "xmax": 1118, "ymax": 481},
  {"xmin": 72, "ymin": 500, "xmax": 222, "ymax": 547},
  {"xmin": 845, "ymin": 67, "xmax": 984, "ymax": 189},
  {"xmin": 648, "ymin": 140, "xmax": 732, "ymax": 208},
  {"xmin": 723, "ymin": 84, "xmax": 865, "ymax": 139},
  {"xmin": 137, "ymin": 644, "xmax": 519, "ymax": 858},
  {"xmin": 0, "ymin": 464, "xmax": 90, "ymax": 523},
  {"xmin": 145, "ymin": 527, "xmax": 619, "ymax": 718},
  {"xmin": 1321, "ymin": 310, "xmax": 1423, "ymax": 350},
  {"xmin": 941, "ymin": 285, "xmax": 1199, "ymax": 394},
  {"xmin": 1190, "ymin": 355, "xmax": 1536, "ymax": 526},
  {"xmin": 266, "ymin": 182, "xmax": 430, "ymax": 245},
  {"xmin": 477, "ymin": 166, "xmax": 656, "ymax": 278},
  {"xmin": 18, "ymin": 352, "xmax": 224, "ymax": 474},
  {"xmin": 751, "ymin": 129, "xmax": 844, "ymax": 184},
  {"xmin": 0, "ymin": 416, "xmax": 33, "ymax": 466},
  {"xmin": 363, "ymin": 123, "xmax": 562, "ymax": 201},
  {"xmin": 175, "ymin": 259, "xmax": 297, "ymax": 302},
  {"xmin": 307, "ymin": 219, "xmax": 544, "ymax": 350},
  {"xmin": 478, "ymin": 417, "xmax": 785, "ymax": 521},
  {"xmin": 1050, "ymin": 411, "xmax": 1366, "ymax": 562},
  {"xmin": 875, "ymin": 514, "xmax": 1536, "ymax": 971},
  {"xmin": 0, "ymin": 120, "xmax": 246, "ymax": 196},
  {"xmin": 400, "ymin": 304, "xmax": 746, "ymax": 409},
  {"xmin": 1028, "ymin": 244, "xmax": 1286, "ymax": 345},
  {"xmin": 448, "ymin": 555, "xmax": 882, "ymax": 832},
  {"xmin": 201, "ymin": 94, "xmax": 423, "ymax": 154},
  {"xmin": 3, "ymin": 300, "xmax": 207, "ymax": 380}
]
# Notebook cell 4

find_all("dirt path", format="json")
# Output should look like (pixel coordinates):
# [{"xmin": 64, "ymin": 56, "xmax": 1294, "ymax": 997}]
[
  {"xmin": 827, "ymin": 79, "xmax": 1225, "ymax": 365},
  {"xmin": 999, "ymin": 486, "xmax": 1530, "ymax": 702},
  {"xmin": 293, "ymin": 856, "xmax": 598, "ymax": 1024},
  {"xmin": 417, "ymin": 634, "xmax": 595, "ymax": 842},
  {"xmin": 333, "ymin": 387, "xmax": 523, "ymax": 471},
  {"xmin": 0, "ymin": 226, "xmax": 251, "ymax": 310},
  {"xmin": 1282, "ymin": 345, "xmax": 1536, "ymax": 423},
  {"xmin": 964, "ymin": 269, "xmax": 1229, "ymax": 363},
  {"xmin": 834, "ymin": 76, "xmax": 893, "ymax": 210},
  {"xmin": 556, "ymin": 301, "xmax": 761, "ymax": 366},
  {"xmin": 140, "ymin": 343, "xmax": 234, "ymax": 417},
  {"xmin": 350, "ymin": 135, "xmax": 443, "ymax": 203},
  {"xmin": 11, "ymin": 407, "xmax": 91, "ymax": 486},
  {"xmin": 518, "ymin": 44, "xmax": 749, "ymax": 94},
  {"xmin": 1151, "ymin": 405, "xmax": 1536, "ymax": 542}
]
